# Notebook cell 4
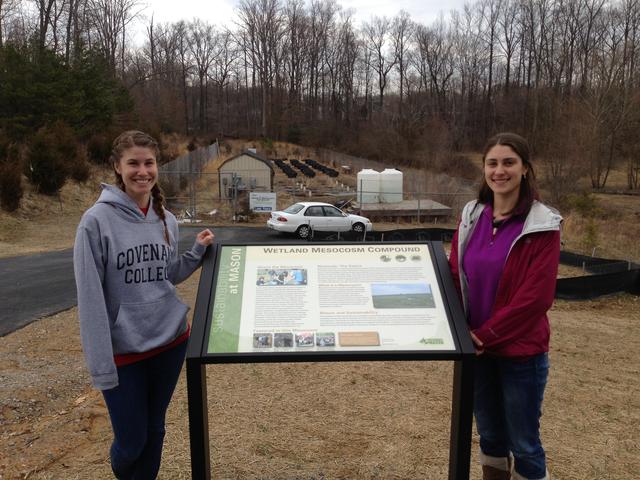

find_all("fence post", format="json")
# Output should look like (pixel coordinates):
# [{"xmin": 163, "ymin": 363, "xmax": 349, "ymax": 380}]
[
  {"xmin": 417, "ymin": 183, "xmax": 421, "ymax": 224},
  {"xmin": 190, "ymin": 150, "xmax": 195, "ymax": 219},
  {"xmin": 193, "ymin": 159, "xmax": 197, "ymax": 219}
]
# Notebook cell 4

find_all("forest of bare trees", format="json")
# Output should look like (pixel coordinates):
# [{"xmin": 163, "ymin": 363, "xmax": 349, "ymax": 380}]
[{"xmin": 2, "ymin": 0, "xmax": 640, "ymax": 204}]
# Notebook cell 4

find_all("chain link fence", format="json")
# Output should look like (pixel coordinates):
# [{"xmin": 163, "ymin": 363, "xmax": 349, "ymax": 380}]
[
  {"xmin": 158, "ymin": 143, "xmax": 219, "ymax": 220},
  {"xmin": 157, "ymin": 143, "xmax": 477, "ymax": 223}
]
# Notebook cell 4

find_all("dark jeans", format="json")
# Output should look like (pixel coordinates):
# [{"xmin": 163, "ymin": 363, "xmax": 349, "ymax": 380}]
[
  {"xmin": 102, "ymin": 341, "xmax": 187, "ymax": 480},
  {"xmin": 474, "ymin": 353, "xmax": 549, "ymax": 479}
]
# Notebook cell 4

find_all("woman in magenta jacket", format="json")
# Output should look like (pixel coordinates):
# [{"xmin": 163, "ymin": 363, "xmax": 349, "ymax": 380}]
[{"xmin": 449, "ymin": 133, "xmax": 562, "ymax": 480}]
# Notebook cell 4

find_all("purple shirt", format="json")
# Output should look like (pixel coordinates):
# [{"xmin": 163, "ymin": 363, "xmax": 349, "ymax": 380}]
[{"xmin": 462, "ymin": 205, "xmax": 525, "ymax": 330}]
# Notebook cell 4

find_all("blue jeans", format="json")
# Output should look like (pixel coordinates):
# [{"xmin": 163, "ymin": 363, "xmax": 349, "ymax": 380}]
[
  {"xmin": 474, "ymin": 353, "xmax": 549, "ymax": 479},
  {"xmin": 102, "ymin": 341, "xmax": 188, "ymax": 480}
]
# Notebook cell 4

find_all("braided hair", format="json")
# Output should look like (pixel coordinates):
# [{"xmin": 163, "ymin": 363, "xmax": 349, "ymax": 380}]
[{"xmin": 110, "ymin": 130, "xmax": 169, "ymax": 243}]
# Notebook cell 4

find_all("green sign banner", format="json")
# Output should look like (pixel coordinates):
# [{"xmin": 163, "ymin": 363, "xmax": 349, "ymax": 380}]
[{"xmin": 208, "ymin": 246, "xmax": 246, "ymax": 353}]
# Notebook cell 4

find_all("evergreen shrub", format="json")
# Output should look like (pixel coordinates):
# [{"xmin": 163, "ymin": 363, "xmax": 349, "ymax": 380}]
[
  {"xmin": 27, "ymin": 122, "xmax": 80, "ymax": 195},
  {"xmin": 0, "ymin": 143, "xmax": 23, "ymax": 212},
  {"xmin": 70, "ymin": 145, "xmax": 91, "ymax": 182},
  {"xmin": 87, "ymin": 134, "xmax": 113, "ymax": 164}
]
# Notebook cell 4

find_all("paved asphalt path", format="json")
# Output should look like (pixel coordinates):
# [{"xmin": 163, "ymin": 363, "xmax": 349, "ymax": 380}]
[{"xmin": 0, "ymin": 226, "xmax": 299, "ymax": 337}]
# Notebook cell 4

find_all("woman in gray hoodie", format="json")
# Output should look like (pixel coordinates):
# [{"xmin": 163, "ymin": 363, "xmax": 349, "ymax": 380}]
[{"xmin": 73, "ymin": 130, "xmax": 214, "ymax": 479}]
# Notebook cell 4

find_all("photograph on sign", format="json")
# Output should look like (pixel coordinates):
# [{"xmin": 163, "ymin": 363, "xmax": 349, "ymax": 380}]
[{"xmin": 207, "ymin": 244, "xmax": 455, "ymax": 355}]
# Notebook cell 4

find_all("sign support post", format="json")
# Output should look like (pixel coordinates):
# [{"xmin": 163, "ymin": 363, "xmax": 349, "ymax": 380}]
[
  {"xmin": 448, "ymin": 357, "xmax": 474, "ymax": 479},
  {"xmin": 186, "ymin": 360, "xmax": 210, "ymax": 480}
]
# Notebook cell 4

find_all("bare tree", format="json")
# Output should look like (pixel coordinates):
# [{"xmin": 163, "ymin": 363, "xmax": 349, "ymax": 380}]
[
  {"xmin": 0, "ymin": 0, "xmax": 20, "ymax": 47},
  {"xmin": 362, "ymin": 15, "xmax": 397, "ymax": 110},
  {"xmin": 336, "ymin": 11, "xmax": 358, "ymax": 125},
  {"xmin": 283, "ymin": 0, "xmax": 308, "ymax": 111},
  {"xmin": 583, "ymin": 5, "xmax": 628, "ymax": 188},
  {"xmin": 237, "ymin": 0, "xmax": 285, "ymax": 137},
  {"xmin": 497, "ymin": 0, "xmax": 521, "ymax": 93},
  {"xmin": 577, "ymin": 0, "xmax": 607, "ymax": 91},
  {"xmin": 620, "ymin": 0, "xmax": 640, "ymax": 88},
  {"xmin": 173, "ymin": 21, "xmax": 193, "ymax": 134},
  {"xmin": 415, "ymin": 20, "xmax": 455, "ymax": 118},
  {"xmin": 64, "ymin": 0, "xmax": 86, "ymax": 63},
  {"xmin": 188, "ymin": 19, "xmax": 218, "ymax": 133},
  {"xmin": 33, "ymin": 0, "xmax": 57, "ymax": 51},
  {"xmin": 391, "ymin": 10, "xmax": 414, "ymax": 116},
  {"xmin": 86, "ymin": 0, "xmax": 140, "ymax": 73},
  {"xmin": 480, "ymin": 0, "xmax": 501, "ymax": 103},
  {"xmin": 307, "ymin": 0, "xmax": 338, "ymax": 122},
  {"xmin": 212, "ymin": 29, "xmax": 240, "ymax": 135},
  {"xmin": 450, "ymin": 6, "xmax": 485, "ymax": 142}
]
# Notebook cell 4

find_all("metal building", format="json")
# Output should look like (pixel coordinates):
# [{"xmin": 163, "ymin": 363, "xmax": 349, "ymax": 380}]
[{"xmin": 218, "ymin": 150, "xmax": 275, "ymax": 199}]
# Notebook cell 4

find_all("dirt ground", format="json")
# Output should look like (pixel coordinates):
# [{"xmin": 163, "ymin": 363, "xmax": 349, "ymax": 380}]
[{"xmin": 1, "ymin": 273, "xmax": 639, "ymax": 480}]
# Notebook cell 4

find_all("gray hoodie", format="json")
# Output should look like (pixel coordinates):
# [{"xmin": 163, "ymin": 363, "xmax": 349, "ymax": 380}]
[{"xmin": 73, "ymin": 184, "xmax": 206, "ymax": 390}]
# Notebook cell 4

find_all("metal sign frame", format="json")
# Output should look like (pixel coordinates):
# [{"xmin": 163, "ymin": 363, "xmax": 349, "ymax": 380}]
[{"xmin": 186, "ymin": 241, "xmax": 475, "ymax": 479}]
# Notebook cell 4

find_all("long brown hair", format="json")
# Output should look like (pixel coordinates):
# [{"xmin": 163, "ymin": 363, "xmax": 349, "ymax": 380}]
[
  {"xmin": 110, "ymin": 130, "xmax": 169, "ymax": 243},
  {"xmin": 478, "ymin": 132, "xmax": 540, "ymax": 217}
]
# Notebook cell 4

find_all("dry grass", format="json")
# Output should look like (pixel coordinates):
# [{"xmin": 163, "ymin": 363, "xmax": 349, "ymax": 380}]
[
  {"xmin": 560, "ymin": 195, "xmax": 640, "ymax": 261},
  {"xmin": 1, "ymin": 274, "xmax": 638, "ymax": 480},
  {"xmin": 0, "ymin": 165, "xmax": 111, "ymax": 258}
]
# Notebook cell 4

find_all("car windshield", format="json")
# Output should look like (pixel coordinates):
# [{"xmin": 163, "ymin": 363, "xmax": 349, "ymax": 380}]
[{"xmin": 283, "ymin": 203, "xmax": 305, "ymax": 214}]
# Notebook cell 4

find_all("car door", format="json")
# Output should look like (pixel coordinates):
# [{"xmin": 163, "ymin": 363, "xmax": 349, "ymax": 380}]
[
  {"xmin": 322, "ymin": 206, "xmax": 350, "ymax": 231},
  {"xmin": 303, "ymin": 206, "xmax": 327, "ymax": 231}
]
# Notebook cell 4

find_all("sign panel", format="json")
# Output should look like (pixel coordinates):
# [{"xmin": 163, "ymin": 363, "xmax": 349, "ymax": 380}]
[
  {"xmin": 249, "ymin": 192, "xmax": 277, "ymax": 212},
  {"xmin": 206, "ymin": 244, "xmax": 456, "ymax": 355}
]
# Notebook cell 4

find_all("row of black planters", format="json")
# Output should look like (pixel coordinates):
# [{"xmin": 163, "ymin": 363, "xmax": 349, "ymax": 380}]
[
  {"xmin": 289, "ymin": 159, "xmax": 316, "ymax": 177},
  {"xmin": 272, "ymin": 159, "xmax": 299, "ymax": 178},
  {"xmin": 302, "ymin": 158, "xmax": 340, "ymax": 177},
  {"xmin": 271, "ymin": 158, "xmax": 340, "ymax": 179}
]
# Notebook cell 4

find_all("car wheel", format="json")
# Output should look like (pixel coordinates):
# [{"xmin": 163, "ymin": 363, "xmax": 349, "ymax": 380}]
[
  {"xmin": 297, "ymin": 224, "xmax": 311, "ymax": 239},
  {"xmin": 352, "ymin": 222, "xmax": 365, "ymax": 234}
]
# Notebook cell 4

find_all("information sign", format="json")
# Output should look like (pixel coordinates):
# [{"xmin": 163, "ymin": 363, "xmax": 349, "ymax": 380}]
[
  {"xmin": 207, "ymin": 244, "xmax": 455, "ymax": 355},
  {"xmin": 249, "ymin": 192, "xmax": 276, "ymax": 212}
]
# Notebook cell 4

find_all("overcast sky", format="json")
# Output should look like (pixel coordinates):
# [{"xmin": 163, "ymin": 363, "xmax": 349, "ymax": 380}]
[{"xmin": 135, "ymin": 0, "xmax": 468, "ymax": 39}]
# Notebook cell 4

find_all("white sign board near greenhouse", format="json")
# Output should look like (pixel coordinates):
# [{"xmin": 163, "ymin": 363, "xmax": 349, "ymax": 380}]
[{"xmin": 250, "ymin": 192, "xmax": 277, "ymax": 212}]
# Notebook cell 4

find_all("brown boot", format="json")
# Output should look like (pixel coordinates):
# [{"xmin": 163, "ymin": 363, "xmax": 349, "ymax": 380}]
[
  {"xmin": 480, "ymin": 451, "xmax": 513, "ymax": 480},
  {"xmin": 482, "ymin": 465, "xmax": 511, "ymax": 480}
]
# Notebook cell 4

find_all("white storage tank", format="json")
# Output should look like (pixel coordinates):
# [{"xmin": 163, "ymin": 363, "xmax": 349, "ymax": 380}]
[
  {"xmin": 379, "ymin": 168, "xmax": 403, "ymax": 203},
  {"xmin": 357, "ymin": 169, "xmax": 380, "ymax": 204}
]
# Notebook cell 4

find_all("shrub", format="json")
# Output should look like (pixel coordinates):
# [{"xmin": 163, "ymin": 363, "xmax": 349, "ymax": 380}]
[
  {"xmin": 0, "ymin": 144, "xmax": 23, "ymax": 212},
  {"xmin": 286, "ymin": 124, "xmax": 301, "ymax": 144},
  {"xmin": 69, "ymin": 144, "xmax": 91, "ymax": 182},
  {"xmin": 26, "ymin": 122, "xmax": 80, "ymax": 195},
  {"xmin": 158, "ymin": 149, "xmax": 174, "ymax": 165},
  {"xmin": 567, "ymin": 192, "xmax": 601, "ymax": 218},
  {"xmin": 583, "ymin": 219, "xmax": 599, "ymax": 252},
  {"xmin": 436, "ymin": 154, "xmax": 481, "ymax": 181},
  {"xmin": 261, "ymin": 137, "xmax": 274, "ymax": 155},
  {"xmin": 158, "ymin": 177, "xmax": 179, "ymax": 199},
  {"xmin": 87, "ymin": 133, "xmax": 113, "ymax": 164}
]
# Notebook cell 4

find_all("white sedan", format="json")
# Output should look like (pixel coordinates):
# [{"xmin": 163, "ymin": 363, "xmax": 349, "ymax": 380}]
[{"xmin": 267, "ymin": 202, "xmax": 373, "ymax": 239}]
